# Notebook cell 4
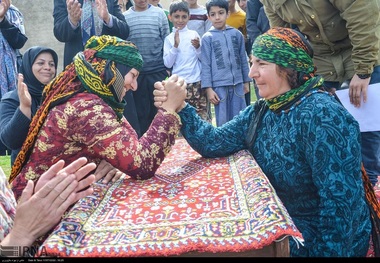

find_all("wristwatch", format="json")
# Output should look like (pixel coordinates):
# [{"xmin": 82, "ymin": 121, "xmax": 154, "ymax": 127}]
[{"xmin": 357, "ymin": 73, "xmax": 371, "ymax": 79}]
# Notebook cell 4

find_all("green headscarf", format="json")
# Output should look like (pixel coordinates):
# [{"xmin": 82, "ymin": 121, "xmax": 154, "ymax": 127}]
[
  {"xmin": 252, "ymin": 27, "xmax": 315, "ymax": 74},
  {"xmin": 73, "ymin": 35, "xmax": 143, "ymax": 120},
  {"xmin": 9, "ymin": 35, "xmax": 143, "ymax": 182},
  {"xmin": 85, "ymin": 35, "xmax": 143, "ymax": 71},
  {"xmin": 251, "ymin": 27, "xmax": 322, "ymax": 112}
]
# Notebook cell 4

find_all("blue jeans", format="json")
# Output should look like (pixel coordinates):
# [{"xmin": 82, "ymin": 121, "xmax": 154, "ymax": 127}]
[
  {"xmin": 361, "ymin": 131, "xmax": 380, "ymax": 186},
  {"xmin": 363, "ymin": 65, "xmax": 380, "ymax": 185},
  {"xmin": 324, "ymin": 66, "xmax": 380, "ymax": 186},
  {"xmin": 214, "ymin": 84, "xmax": 246, "ymax": 127}
]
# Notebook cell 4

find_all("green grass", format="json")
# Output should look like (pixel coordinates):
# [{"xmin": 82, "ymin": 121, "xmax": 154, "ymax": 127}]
[
  {"xmin": 250, "ymin": 88, "xmax": 258, "ymax": 103},
  {"xmin": 0, "ymin": 154, "xmax": 11, "ymax": 179},
  {"xmin": 0, "ymin": 89, "xmax": 257, "ymax": 179}
]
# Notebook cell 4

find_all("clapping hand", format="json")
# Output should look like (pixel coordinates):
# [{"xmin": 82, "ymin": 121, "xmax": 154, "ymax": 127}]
[
  {"xmin": 95, "ymin": 0, "xmax": 110, "ymax": 24},
  {"xmin": 2, "ymin": 157, "xmax": 96, "ymax": 247},
  {"xmin": 67, "ymin": 0, "xmax": 82, "ymax": 27},
  {"xmin": 0, "ymin": 0, "xmax": 10, "ymax": 21},
  {"xmin": 191, "ymin": 37, "xmax": 200, "ymax": 49},
  {"xmin": 17, "ymin": 74, "xmax": 32, "ymax": 119}
]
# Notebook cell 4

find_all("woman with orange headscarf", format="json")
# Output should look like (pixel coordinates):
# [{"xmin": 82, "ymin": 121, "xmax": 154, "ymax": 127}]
[{"xmin": 10, "ymin": 35, "xmax": 187, "ymax": 202}]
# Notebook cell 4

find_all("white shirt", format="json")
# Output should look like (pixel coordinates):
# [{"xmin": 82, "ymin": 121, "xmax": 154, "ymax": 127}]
[{"xmin": 163, "ymin": 26, "xmax": 202, "ymax": 84}]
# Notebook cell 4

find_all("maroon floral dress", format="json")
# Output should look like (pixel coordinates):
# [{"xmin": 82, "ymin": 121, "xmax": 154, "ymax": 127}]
[{"xmin": 11, "ymin": 93, "xmax": 181, "ymax": 199}]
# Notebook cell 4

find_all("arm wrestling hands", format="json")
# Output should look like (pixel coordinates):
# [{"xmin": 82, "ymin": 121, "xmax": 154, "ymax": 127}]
[
  {"xmin": 96, "ymin": 75, "xmax": 187, "ymax": 184},
  {"xmin": 154, "ymin": 74, "xmax": 187, "ymax": 112}
]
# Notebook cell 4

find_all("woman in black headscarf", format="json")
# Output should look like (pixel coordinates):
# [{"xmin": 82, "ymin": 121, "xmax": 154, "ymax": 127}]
[{"xmin": 0, "ymin": 46, "xmax": 58, "ymax": 166}]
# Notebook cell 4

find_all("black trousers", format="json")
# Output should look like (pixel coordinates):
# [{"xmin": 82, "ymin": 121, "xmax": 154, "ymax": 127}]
[
  {"xmin": 0, "ymin": 140, "xmax": 10, "ymax": 156},
  {"xmin": 133, "ymin": 69, "xmax": 169, "ymax": 136},
  {"xmin": 123, "ymin": 90, "xmax": 142, "ymax": 138}
]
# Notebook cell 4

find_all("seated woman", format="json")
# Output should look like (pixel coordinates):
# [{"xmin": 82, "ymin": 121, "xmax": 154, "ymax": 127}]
[
  {"xmin": 9, "ymin": 35, "xmax": 187, "ymax": 203},
  {"xmin": 154, "ymin": 27, "xmax": 380, "ymax": 257},
  {"xmin": 0, "ymin": 46, "xmax": 135, "ymax": 185},
  {"xmin": 0, "ymin": 46, "xmax": 58, "ymax": 166}
]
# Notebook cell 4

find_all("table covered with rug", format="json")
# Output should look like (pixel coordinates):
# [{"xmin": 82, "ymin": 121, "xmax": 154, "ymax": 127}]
[{"xmin": 39, "ymin": 139, "xmax": 303, "ymax": 257}]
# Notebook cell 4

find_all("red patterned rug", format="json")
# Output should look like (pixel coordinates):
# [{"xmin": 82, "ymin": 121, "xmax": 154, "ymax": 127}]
[{"xmin": 39, "ymin": 139, "xmax": 303, "ymax": 257}]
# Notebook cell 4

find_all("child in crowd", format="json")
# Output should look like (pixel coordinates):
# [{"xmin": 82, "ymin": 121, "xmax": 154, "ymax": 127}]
[
  {"xmin": 236, "ymin": 0, "xmax": 247, "ymax": 11},
  {"xmin": 148, "ymin": 0, "xmax": 173, "ymax": 32},
  {"xmin": 201, "ymin": 0, "xmax": 251, "ymax": 126},
  {"xmin": 184, "ymin": 0, "xmax": 212, "ymax": 37},
  {"xmin": 184, "ymin": 0, "xmax": 213, "ymax": 121},
  {"xmin": 226, "ymin": 0, "xmax": 251, "ymax": 106},
  {"xmin": 123, "ymin": 0, "xmax": 170, "ymax": 136},
  {"xmin": 164, "ymin": 1, "xmax": 211, "ymax": 122},
  {"xmin": 226, "ymin": 0, "xmax": 247, "ymax": 40},
  {"xmin": 118, "ymin": 0, "xmax": 134, "ymax": 12}
]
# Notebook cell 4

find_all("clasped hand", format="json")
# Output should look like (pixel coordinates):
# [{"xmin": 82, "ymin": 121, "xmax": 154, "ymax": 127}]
[{"xmin": 153, "ymin": 74, "xmax": 187, "ymax": 113}]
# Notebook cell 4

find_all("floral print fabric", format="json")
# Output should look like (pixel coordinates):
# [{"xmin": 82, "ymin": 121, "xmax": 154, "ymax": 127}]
[{"xmin": 11, "ymin": 92, "xmax": 181, "ymax": 200}]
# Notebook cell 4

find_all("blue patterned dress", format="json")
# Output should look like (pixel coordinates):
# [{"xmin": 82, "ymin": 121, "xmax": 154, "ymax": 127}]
[{"xmin": 178, "ymin": 88, "xmax": 371, "ymax": 257}]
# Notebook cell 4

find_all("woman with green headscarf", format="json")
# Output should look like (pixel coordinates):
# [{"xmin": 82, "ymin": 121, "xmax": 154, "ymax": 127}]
[
  {"xmin": 154, "ymin": 27, "xmax": 380, "ymax": 257},
  {"xmin": 9, "ymin": 35, "xmax": 187, "ymax": 203}
]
